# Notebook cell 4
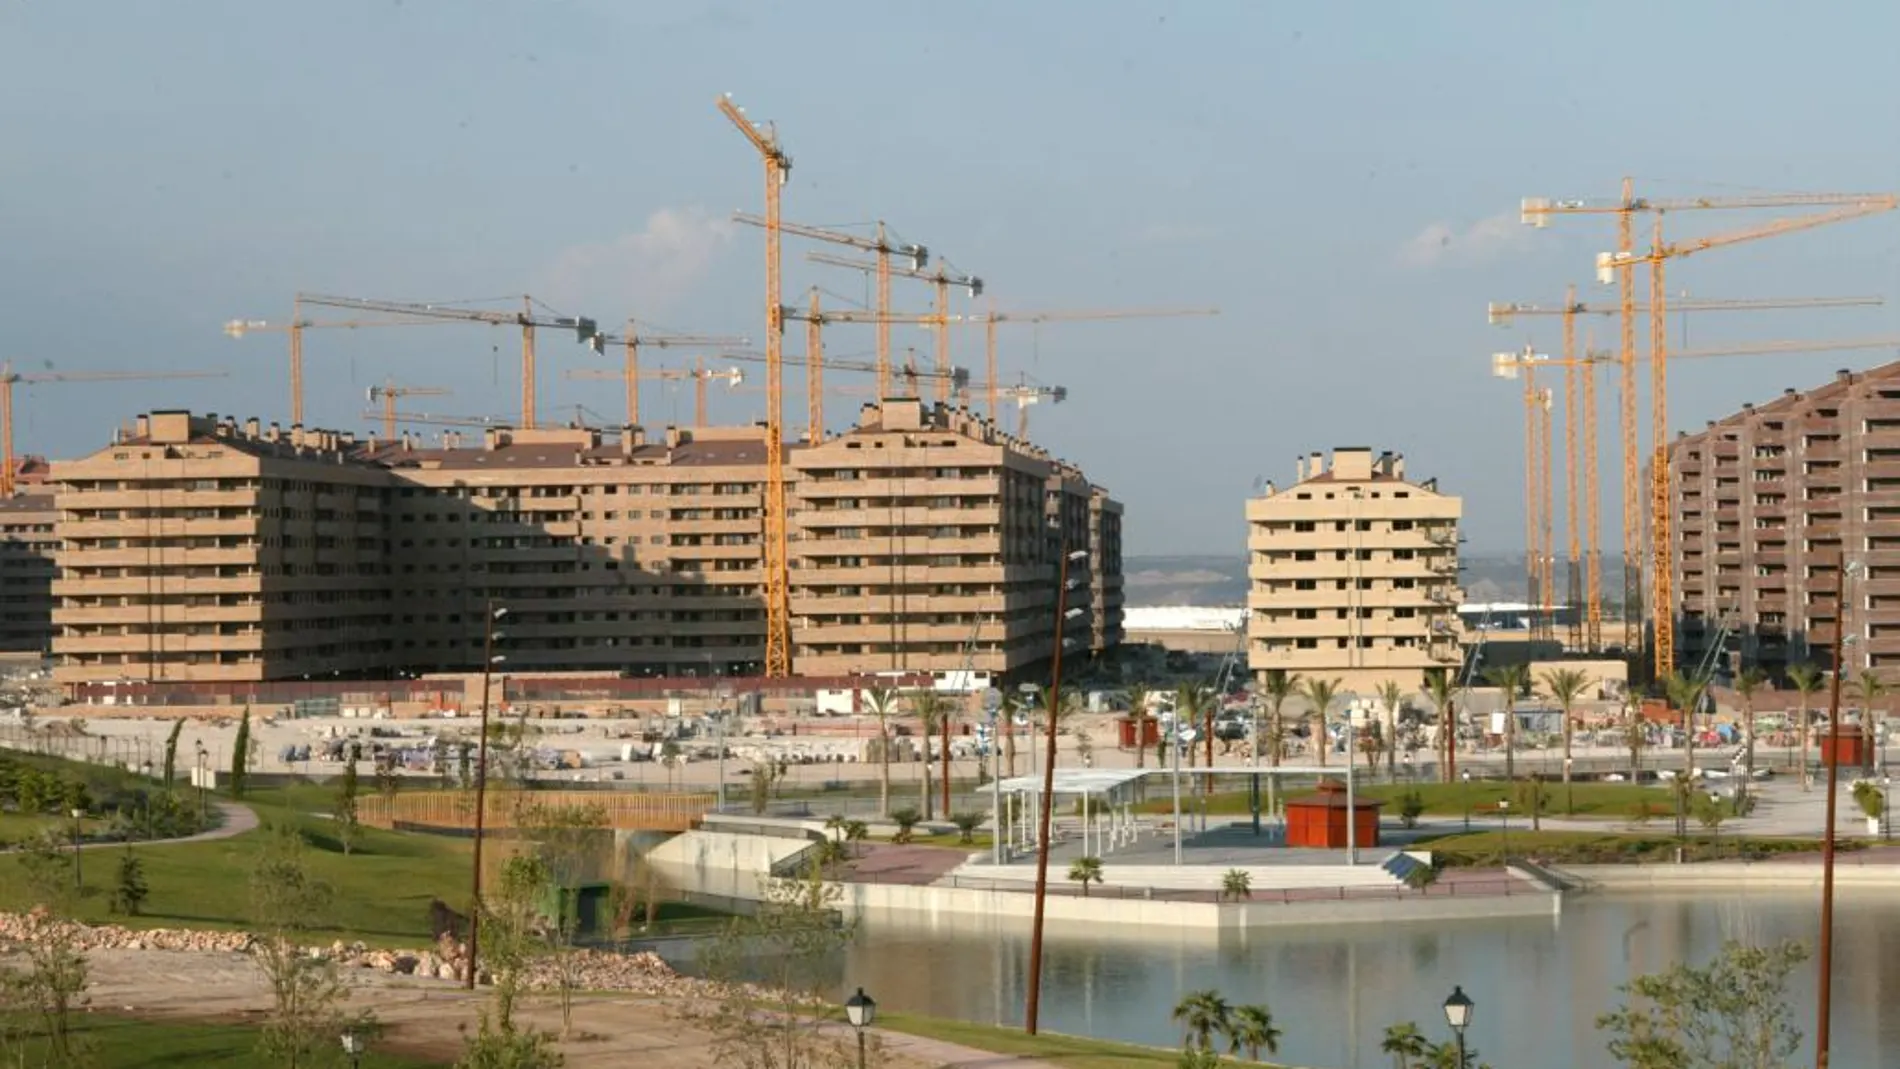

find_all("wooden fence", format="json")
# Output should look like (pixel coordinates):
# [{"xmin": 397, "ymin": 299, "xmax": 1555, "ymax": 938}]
[{"xmin": 359, "ymin": 789, "xmax": 715, "ymax": 833}]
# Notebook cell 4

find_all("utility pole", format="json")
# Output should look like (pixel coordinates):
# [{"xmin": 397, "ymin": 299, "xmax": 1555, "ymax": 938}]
[
  {"xmin": 1816, "ymin": 552, "xmax": 1849, "ymax": 1069},
  {"xmin": 464, "ymin": 602, "xmax": 506, "ymax": 990},
  {"xmin": 1024, "ymin": 545, "xmax": 1085, "ymax": 1035}
]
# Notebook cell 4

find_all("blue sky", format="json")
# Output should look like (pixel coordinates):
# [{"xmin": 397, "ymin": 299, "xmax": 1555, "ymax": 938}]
[{"xmin": 5, "ymin": 1, "xmax": 1899, "ymax": 554}]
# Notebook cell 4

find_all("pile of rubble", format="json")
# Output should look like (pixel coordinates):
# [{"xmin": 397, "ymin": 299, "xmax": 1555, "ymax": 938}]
[{"xmin": 0, "ymin": 911, "xmax": 705, "ymax": 997}]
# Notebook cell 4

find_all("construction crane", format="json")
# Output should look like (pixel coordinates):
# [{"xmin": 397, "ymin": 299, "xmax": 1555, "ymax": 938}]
[
  {"xmin": 563, "ymin": 359, "xmax": 744, "ymax": 430},
  {"xmin": 297, "ymin": 293, "xmax": 604, "ymax": 431},
  {"xmin": 366, "ymin": 378, "xmax": 450, "ymax": 439},
  {"xmin": 1492, "ymin": 346, "xmax": 1556, "ymax": 640},
  {"xmin": 224, "ymin": 304, "xmax": 454, "ymax": 427},
  {"xmin": 575, "ymin": 320, "xmax": 750, "ymax": 428},
  {"xmin": 806, "ymin": 251, "xmax": 982, "ymax": 404},
  {"xmin": 964, "ymin": 306, "xmax": 1222, "ymax": 421},
  {"xmin": 1494, "ymin": 331, "xmax": 1900, "ymax": 654},
  {"xmin": 361, "ymin": 410, "xmax": 505, "ymax": 432},
  {"xmin": 2, "ymin": 365, "xmax": 229, "ymax": 496},
  {"xmin": 832, "ymin": 375, "xmax": 1070, "ymax": 440},
  {"xmin": 719, "ymin": 93, "xmax": 795, "ymax": 678},
  {"xmin": 784, "ymin": 294, "xmax": 967, "ymax": 433},
  {"xmin": 1487, "ymin": 293, "xmax": 1884, "ymax": 652},
  {"xmin": 1605, "ymin": 203, "xmax": 1898, "ymax": 675},
  {"xmin": 1521, "ymin": 182, "xmax": 1899, "ymax": 665},
  {"xmin": 734, "ymin": 213, "xmax": 926, "ymax": 397}
]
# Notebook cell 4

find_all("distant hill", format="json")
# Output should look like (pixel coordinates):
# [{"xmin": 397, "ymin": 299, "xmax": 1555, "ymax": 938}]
[{"xmin": 1123, "ymin": 553, "xmax": 1628, "ymax": 608}]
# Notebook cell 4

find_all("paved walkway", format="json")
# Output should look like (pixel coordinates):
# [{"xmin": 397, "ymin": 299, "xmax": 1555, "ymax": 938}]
[{"xmin": 6, "ymin": 801, "xmax": 256, "ymax": 854}]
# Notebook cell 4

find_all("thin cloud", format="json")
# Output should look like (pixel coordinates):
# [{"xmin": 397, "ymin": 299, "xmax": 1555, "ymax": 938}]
[
  {"xmin": 1134, "ymin": 222, "xmax": 1219, "ymax": 244},
  {"xmin": 1396, "ymin": 211, "xmax": 1532, "ymax": 268},
  {"xmin": 536, "ymin": 206, "xmax": 734, "ymax": 315}
]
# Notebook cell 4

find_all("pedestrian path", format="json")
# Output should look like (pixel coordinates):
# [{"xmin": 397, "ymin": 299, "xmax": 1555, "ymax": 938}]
[{"xmin": 4, "ymin": 800, "xmax": 256, "ymax": 853}]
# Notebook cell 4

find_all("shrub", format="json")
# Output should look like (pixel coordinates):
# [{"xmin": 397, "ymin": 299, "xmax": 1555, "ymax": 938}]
[
  {"xmin": 889, "ymin": 807, "xmax": 922, "ymax": 844},
  {"xmin": 1397, "ymin": 790, "xmax": 1425, "ymax": 829},
  {"xmin": 949, "ymin": 811, "xmax": 984, "ymax": 844}
]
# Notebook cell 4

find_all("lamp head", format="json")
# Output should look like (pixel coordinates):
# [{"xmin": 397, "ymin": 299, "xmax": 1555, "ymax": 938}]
[
  {"xmin": 844, "ymin": 986, "xmax": 877, "ymax": 1029},
  {"xmin": 1443, "ymin": 985, "xmax": 1474, "ymax": 1030}
]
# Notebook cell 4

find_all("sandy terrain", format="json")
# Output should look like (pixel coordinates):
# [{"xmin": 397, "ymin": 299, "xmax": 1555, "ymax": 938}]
[{"xmin": 79, "ymin": 946, "xmax": 1052, "ymax": 1068}]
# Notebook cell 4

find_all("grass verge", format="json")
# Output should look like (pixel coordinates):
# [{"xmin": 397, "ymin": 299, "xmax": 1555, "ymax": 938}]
[
  {"xmin": 0, "ymin": 1014, "xmax": 440, "ymax": 1068},
  {"xmin": 1417, "ymin": 828, "xmax": 1858, "ymax": 866},
  {"xmin": 879, "ymin": 1012, "xmax": 1280, "ymax": 1068},
  {"xmin": 1135, "ymin": 779, "xmax": 1674, "ymax": 820}
]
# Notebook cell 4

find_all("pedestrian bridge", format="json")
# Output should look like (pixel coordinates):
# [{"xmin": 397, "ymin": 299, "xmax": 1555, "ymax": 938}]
[{"xmin": 359, "ymin": 789, "xmax": 715, "ymax": 833}]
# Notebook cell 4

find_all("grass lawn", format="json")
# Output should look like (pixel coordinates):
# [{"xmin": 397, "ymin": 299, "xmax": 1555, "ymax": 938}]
[
  {"xmin": 0, "ymin": 1014, "xmax": 441, "ymax": 1068},
  {"xmin": 880, "ymin": 1012, "xmax": 1280, "ymax": 1068},
  {"xmin": 1417, "ymin": 828, "xmax": 1855, "ymax": 867}
]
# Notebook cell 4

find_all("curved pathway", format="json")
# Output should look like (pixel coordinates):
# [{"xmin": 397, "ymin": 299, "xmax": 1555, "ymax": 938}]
[{"xmin": 6, "ymin": 800, "xmax": 256, "ymax": 853}]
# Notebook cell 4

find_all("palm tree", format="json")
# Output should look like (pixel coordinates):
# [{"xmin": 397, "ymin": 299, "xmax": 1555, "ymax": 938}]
[
  {"xmin": 909, "ymin": 689, "xmax": 949, "ymax": 821},
  {"xmin": 1788, "ymin": 663, "xmax": 1825, "ymax": 791},
  {"xmin": 1482, "ymin": 664, "xmax": 1530, "ymax": 782},
  {"xmin": 1177, "ymin": 682, "xmax": 1213, "ymax": 782},
  {"xmin": 1624, "ymin": 689, "xmax": 1645, "ymax": 778},
  {"xmin": 1854, "ymin": 670, "xmax": 1888, "ymax": 776},
  {"xmin": 1733, "ymin": 667, "xmax": 1768, "ymax": 803},
  {"xmin": 1662, "ymin": 670, "xmax": 1708, "ymax": 794},
  {"xmin": 1226, "ymin": 1004, "xmax": 1282, "ymax": 1062},
  {"xmin": 1300, "ymin": 677, "xmax": 1342, "ymax": 767},
  {"xmin": 1000, "ymin": 688, "xmax": 1022, "ymax": 778},
  {"xmin": 1261, "ymin": 669, "xmax": 1301, "ymax": 767},
  {"xmin": 1376, "ymin": 679, "xmax": 1405, "ymax": 778},
  {"xmin": 1540, "ymin": 667, "xmax": 1590, "ymax": 804},
  {"xmin": 864, "ymin": 686, "xmax": 898, "ymax": 817},
  {"xmin": 1066, "ymin": 856, "xmax": 1103, "ymax": 896},
  {"xmin": 1171, "ymin": 989, "xmax": 1232, "ymax": 1053},
  {"xmin": 1125, "ymin": 681, "xmax": 1153, "ymax": 769},
  {"xmin": 1422, "ymin": 667, "xmax": 1459, "ymax": 783},
  {"xmin": 1381, "ymin": 1021, "xmax": 1432, "ymax": 1069}
]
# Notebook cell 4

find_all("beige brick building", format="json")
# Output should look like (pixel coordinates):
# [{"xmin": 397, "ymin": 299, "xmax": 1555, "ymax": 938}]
[
  {"xmin": 0, "ymin": 492, "xmax": 56, "ymax": 653},
  {"xmin": 1246, "ymin": 447, "xmax": 1464, "ymax": 694},
  {"xmin": 48, "ymin": 403, "xmax": 1122, "ymax": 688}
]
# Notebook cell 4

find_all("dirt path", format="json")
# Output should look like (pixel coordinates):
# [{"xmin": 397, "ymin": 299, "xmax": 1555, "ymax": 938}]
[{"xmin": 80, "ymin": 947, "xmax": 1058, "ymax": 1068}]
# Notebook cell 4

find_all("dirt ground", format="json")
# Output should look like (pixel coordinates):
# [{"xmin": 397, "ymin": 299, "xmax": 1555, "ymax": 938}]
[{"xmin": 80, "ymin": 947, "xmax": 1053, "ymax": 1068}]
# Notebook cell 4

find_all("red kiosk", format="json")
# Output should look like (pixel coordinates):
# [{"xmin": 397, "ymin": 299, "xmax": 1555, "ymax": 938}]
[
  {"xmin": 1115, "ymin": 715, "xmax": 1163, "ymax": 751},
  {"xmin": 1820, "ymin": 724, "xmax": 1869, "ymax": 768},
  {"xmin": 1284, "ymin": 778, "xmax": 1383, "ymax": 849}
]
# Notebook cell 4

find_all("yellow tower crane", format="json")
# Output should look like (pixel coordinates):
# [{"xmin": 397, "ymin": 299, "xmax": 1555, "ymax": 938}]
[
  {"xmin": 719, "ymin": 93, "xmax": 796, "ymax": 676},
  {"xmin": 733, "ymin": 213, "xmax": 927, "ymax": 399},
  {"xmin": 1, "ymin": 365, "xmax": 229, "ymax": 496},
  {"xmin": 1492, "ymin": 345, "xmax": 1557, "ymax": 639},
  {"xmin": 224, "ymin": 304, "xmax": 450, "ymax": 426},
  {"xmin": 805, "ymin": 251, "xmax": 983, "ymax": 404},
  {"xmin": 298, "ymin": 293, "xmax": 603, "ymax": 431},
  {"xmin": 365, "ymin": 378, "xmax": 450, "ymax": 440},
  {"xmin": 781, "ymin": 292, "xmax": 947, "ymax": 439},
  {"xmin": 964, "ymin": 307, "xmax": 1222, "ymax": 421},
  {"xmin": 1488, "ymin": 293, "xmax": 1885, "ymax": 652},
  {"xmin": 1521, "ymin": 183, "xmax": 1898, "ymax": 669},
  {"xmin": 562, "ymin": 360, "xmax": 744, "ymax": 430}
]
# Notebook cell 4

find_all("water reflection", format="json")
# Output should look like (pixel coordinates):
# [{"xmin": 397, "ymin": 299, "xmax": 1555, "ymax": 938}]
[{"xmin": 836, "ymin": 891, "xmax": 1899, "ymax": 1069}]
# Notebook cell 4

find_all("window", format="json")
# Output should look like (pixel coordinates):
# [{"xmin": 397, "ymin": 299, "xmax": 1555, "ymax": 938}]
[
  {"xmin": 1292, "ymin": 521, "xmax": 1315, "ymax": 533},
  {"xmin": 1294, "ymin": 550, "xmax": 1316, "ymax": 562}
]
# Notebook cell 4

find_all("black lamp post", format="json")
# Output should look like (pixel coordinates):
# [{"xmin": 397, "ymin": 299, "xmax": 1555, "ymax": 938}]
[
  {"xmin": 1443, "ymin": 985, "xmax": 1474, "ymax": 1067},
  {"xmin": 1461, "ymin": 769, "xmax": 1472, "ymax": 831},
  {"xmin": 844, "ymin": 986, "xmax": 877, "ymax": 1069},
  {"xmin": 70, "ymin": 807, "xmax": 84, "ymax": 891},
  {"xmin": 340, "ymin": 1025, "xmax": 365, "ymax": 1069}
]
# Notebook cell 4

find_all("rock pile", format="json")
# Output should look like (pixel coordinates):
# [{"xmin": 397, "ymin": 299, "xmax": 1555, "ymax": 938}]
[{"xmin": 0, "ymin": 910, "xmax": 704, "ymax": 997}]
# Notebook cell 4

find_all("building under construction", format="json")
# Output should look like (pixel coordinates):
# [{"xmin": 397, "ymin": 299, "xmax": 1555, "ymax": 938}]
[
  {"xmin": 1669, "ymin": 361, "xmax": 1900, "ymax": 679},
  {"xmin": 44, "ymin": 400, "xmax": 1121, "ymax": 689}
]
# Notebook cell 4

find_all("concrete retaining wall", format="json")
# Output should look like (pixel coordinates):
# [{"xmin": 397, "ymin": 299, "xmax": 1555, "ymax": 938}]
[
  {"xmin": 1566, "ymin": 862, "xmax": 1900, "ymax": 892},
  {"xmin": 647, "ymin": 830, "xmax": 816, "ymax": 900}
]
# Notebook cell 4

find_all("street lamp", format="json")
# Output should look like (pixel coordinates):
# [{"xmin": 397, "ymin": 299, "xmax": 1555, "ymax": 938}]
[
  {"xmin": 1461, "ymin": 769, "xmax": 1472, "ymax": 832},
  {"xmin": 194, "ymin": 741, "xmax": 208, "ymax": 825},
  {"xmin": 339, "ymin": 1026, "xmax": 365, "ymax": 1069},
  {"xmin": 1498, "ymin": 799, "xmax": 1511, "ymax": 869},
  {"xmin": 466, "ymin": 602, "xmax": 508, "ymax": 992},
  {"xmin": 1885, "ymin": 775, "xmax": 1893, "ymax": 843},
  {"xmin": 1564, "ymin": 756, "xmax": 1575, "ymax": 816},
  {"xmin": 844, "ymin": 986, "xmax": 877, "ymax": 1069},
  {"xmin": 1443, "ymin": 985, "xmax": 1474, "ymax": 1068},
  {"xmin": 70, "ymin": 807, "xmax": 84, "ymax": 891}
]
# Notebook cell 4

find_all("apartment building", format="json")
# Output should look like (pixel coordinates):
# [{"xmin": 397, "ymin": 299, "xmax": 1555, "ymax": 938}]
[
  {"xmin": 788, "ymin": 399, "xmax": 1118, "ymax": 680},
  {"xmin": 1246, "ymin": 447, "xmax": 1464, "ymax": 694},
  {"xmin": 48, "ymin": 402, "xmax": 1122, "ymax": 687},
  {"xmin": 0, "ymin": 492, "xmax": 56, "ymax": 653},
  {"xmin": 1670, "ymin": 363, "xmax": 1900, "ymax": 677}
]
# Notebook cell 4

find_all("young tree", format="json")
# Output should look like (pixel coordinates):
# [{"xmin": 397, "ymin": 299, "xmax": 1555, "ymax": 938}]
[
  {"xmin": 0, "ymin": 907, "xmax": 90, "ymax": 1065},
  {"xmin": 512, "ymin": 801, "xmax": 610, "ymax": 1036},
  {"xmin": 1176, "ymin": 682, "xmax": 1214, "ymax": 777},
  {"xmin": 230, "ymin": 708, "xmax": 252, "ymax": 800},
  {"xmin": 1381, "ymin": 1021, "xmax": 1432, "ymax": 1069},
  {"xmin": 1300, "ymin": 677, "xmax": 1342, "ymax": 767},
  {"xmin": 1482, "ymin": 664, "xmax": 1530, "ymax": 782},
  {"xmin": 692, "ymin": 860, "xmax": 870, "ymax": 1069},
  {"xmin": 1596, "ymin": 939, "xmax": 1808, "ymax": 1069},
  {"xmin": 1226, "ymin": 1004, "xmax": 1282, "ymax": 1062},
  {"xmin": 1787, "ymin": 663, "xmax": 1825, "ymax": 791},
  {"xmin": 332, "ymin": 759, "xmax": 362, "ymax": 857},
  {"xmin": 1171, "ymin": 989, "xmax": 1233, "ymax": 1054},
  {"xmin": 250, "ymin": 821, "xmax": 359, "ymax": 1068},
  {"xmin": 908, "ymin": 690, "xmax": 949, "ymax": 822},
  {"xmin": 1854, "ymin": 670, "xmax": 1888, "ymax": 776},
  {"xmin": 1662, "ymin": 671, "xmax": 1708, "ymax": 796},
  {"xmin": 1422, "ymin": 668, "xmax": 1459, "ymax": 783},
  {"xmin": 458, "ymin": 853, "xmax": 563, "ymax": 1069},
  {"xmin": 1625, "ymin": 690, "xmax": 1646, "ymax": 779},
  {"xmin": 949, "ymin": 811, "xmax": 983, "ymax": 845},
  {"xmin": 888, "ymin": 806, "xmax": 921, "ymax": 845},
  {"xmin": 1125, "ymin": 681, "xmax": 1154, "ymax": 769},
  {"xmin": 1376, "ymin": 679, "xmax": 1405, "ymax": 778},
  {"xmin": 863, "ymin": 686, "xmax": 898, "ymax": 817},
  {"xmin": 1262, "ymin": 669, "xmax": 1302, "ymax": 767},
  {"xmin": 1066, "ymin": 856, "xmax": 1103, "ymax": 896},
  {"xmin": 1733, "ymin": 667, "xmax": 1769, "ymax": 804},
  {"xmin": 161, "ymin": 718, "xmax": 184, "ymax": 794},
  {"xmin": 1540, "ymin": 667, "xmax": 1591, "ymax": 807},
  {"xmin": 111, "ymin": 848, "xmax": 148, "ymax": 916},
  {"xmin": 1220, "ymin": 868, "xmax": 1251, "ymax": 902}
]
